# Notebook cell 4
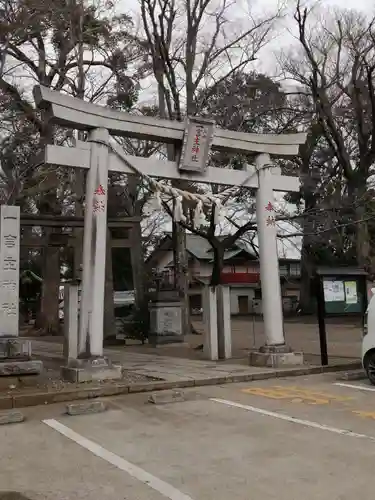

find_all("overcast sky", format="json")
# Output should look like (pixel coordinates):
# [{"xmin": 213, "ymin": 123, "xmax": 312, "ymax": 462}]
[{"xmin": 120, "ymin": 0, "xmax": 372, "ymax": 106}]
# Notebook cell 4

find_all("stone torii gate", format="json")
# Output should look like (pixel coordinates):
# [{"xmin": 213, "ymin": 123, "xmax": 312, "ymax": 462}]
[{"xmin": 34, "ymin": 85, "xmax": 307, "ymax": 374}]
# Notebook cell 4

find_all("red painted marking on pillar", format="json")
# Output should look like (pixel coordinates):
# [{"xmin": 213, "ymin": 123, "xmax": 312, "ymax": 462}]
[{"xmin": 94, "ymin": 185, "xmax": 106, "ymax": 196}]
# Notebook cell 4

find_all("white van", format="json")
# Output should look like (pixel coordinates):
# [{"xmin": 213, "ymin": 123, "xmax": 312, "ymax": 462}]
[{"xmin": 362, "ymin": 289, "xmax": 375, "ymax": 384}]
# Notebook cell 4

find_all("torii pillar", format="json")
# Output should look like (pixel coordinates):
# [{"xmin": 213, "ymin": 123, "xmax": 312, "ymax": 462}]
[{"xmin": 249, "ymin": 154, "xmax": 304, "ymax": 367}]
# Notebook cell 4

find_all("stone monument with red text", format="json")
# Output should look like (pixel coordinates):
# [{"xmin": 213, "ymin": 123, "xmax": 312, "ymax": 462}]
[{"xmin": 0, "ymin": 205, "xmax": 42, "ymax": 375}]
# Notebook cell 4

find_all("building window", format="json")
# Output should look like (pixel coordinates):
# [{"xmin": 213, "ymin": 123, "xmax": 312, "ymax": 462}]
[
  {"xmin": 289, "ymin": 263, "xmax": 301, "ymax": 277},
  {"xmin": 279, "ymin": 265, "xmax": 288, "ymax": 277}
]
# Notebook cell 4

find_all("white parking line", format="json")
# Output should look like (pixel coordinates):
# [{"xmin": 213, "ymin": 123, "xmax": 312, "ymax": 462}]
[
  {"xmin": 334, "ymin": 382, "xmax": 375, "ymax": 392},
  {"xmin": 210, "ymin": 398, "xmax": 375, "ymax": 441},
  {"xmin": 43, "ymin": 419, "xmax": 195, "ymax": 500}
]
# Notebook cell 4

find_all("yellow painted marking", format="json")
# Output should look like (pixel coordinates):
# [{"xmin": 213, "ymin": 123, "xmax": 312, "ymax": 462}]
[
  {"xmin": 241, "ymin": 386, "xmax": 352, "ymax": 405},
  {"xmin": 353, "ymin": 410, "xmax": 375, "ymax": 420}
]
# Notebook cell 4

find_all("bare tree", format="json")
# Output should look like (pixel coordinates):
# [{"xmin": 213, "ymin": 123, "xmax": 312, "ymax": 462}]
[
  {"xmin": 283, "ymin": 1, "xmax": 375, "ymax": 270},
  {"xmin": 0, "ymin": 0, "xmax": 144, "ymax": 333},
  {"xmin": 140, "ymin": 0, "xmax": 283, "ymax": 334}
]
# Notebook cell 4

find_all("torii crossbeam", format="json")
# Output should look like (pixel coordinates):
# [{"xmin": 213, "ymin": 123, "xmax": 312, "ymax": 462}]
[{"xmin": 34, "ymin": 85, "xmax": 307, "ymax": 364}]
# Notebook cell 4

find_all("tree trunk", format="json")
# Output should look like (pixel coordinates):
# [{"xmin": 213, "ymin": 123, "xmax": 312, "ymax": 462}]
[
  {"xmin": 36, "ymin": 111, "xmax": 61, "ymax": 334},
  {"xmin": 103, "ymin": 229, "xmax": 116, "ymax": 339},
  {"xmin": 73, "ymin": 169, "xmax": 84, "ymax": 280},
  {"xmin": 299, "ymin": 192, "xmax": 315, "ymax": 314},
  {"xmin": 349, "ymin": 177, "xmax": 369, "ymax": 269},
  {"xmin": 172, "ymin": 221, "xmax": 190, "ymax": 335},
  {"xmin": 157, "ymin": 79, "xmax": 190, "ymax": 336},
  {"xmin": 299, "ymin": 125, "xmax": 321, "ymax": 314},
  {"xmin": 73, "ymin": 2, "xmax": 85, "ymax": 281},
  {"xmin": 355, "ymin": 199, "xmax": 370, "ymax": 269},
  {"xmin": 130, "ymin": 222, "xmax": 146, "ymax": 311},
  {"xmin": 210, "ymin": 244, "xmax": 226, "ymax": 357},
  {"xmin": 37, "ymin": 235, "xmax": 60, "ymax": 334},
  {"xmin": 173, "ymin": 222, "xmax": 189, "ymax": 333},
  {"xmin": 210, "ymin": 244, "xmax": 224, "ymax": 287}
]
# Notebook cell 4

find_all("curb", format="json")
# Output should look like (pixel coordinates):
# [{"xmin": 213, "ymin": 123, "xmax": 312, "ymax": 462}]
[{"xmin": 0, "ymin": 360, "xmax": 362, "ymax": 410}]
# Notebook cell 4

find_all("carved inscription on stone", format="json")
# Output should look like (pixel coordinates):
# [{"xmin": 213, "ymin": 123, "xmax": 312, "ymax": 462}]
[
  {"xmin": 0, "ymin": 206, "xmax": 20, "ymax": 337},
  {"xmin": 179, "ymin": 117, "xmax": 215, "ymax": 173},
  {"xmin": 155, "ymin": 306, "xmax": 182, "ymax": 336}
]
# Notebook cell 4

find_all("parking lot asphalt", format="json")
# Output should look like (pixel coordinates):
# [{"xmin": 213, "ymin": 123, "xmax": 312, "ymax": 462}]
[{"xmin": 2, "ymin": 372, "xmax": 375, "ymax": 500}]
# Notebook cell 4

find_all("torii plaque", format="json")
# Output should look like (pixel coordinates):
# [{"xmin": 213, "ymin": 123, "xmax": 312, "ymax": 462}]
[{"xmin": 34, "ymin": 85, "xmax": 307, "ymax": 368}]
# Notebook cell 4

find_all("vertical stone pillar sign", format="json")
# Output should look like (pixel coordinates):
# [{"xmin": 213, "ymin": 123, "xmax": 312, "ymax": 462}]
[
  {"xmin": 0, "ymin": 205, "xmax": 20, "ymax": 337},
  {"xmin": 0, "ymin": 205, "xmax": 42, "ymax": 376}
]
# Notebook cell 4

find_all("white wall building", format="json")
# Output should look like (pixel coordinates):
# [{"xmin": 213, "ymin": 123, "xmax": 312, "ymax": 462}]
[{"xmin": 148, "ymin": 234, "xmax": 301, "ymax": 315}]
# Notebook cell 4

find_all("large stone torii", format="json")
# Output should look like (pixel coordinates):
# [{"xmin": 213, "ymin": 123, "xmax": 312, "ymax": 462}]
[{"xmin": 34, "ymin": 85, "xmax": 307, "ymax": 370}]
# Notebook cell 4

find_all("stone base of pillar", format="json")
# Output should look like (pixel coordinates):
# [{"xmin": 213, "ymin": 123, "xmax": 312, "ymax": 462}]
[
  {"xmin": 61, "ymin": 357, "xmax": 122, "ymax": 383},
  {"xmin": 0, "ymin": 337, "xmax": 43, "ymax": 376},
  {"xmin": 249, "ymin": 344, "xmax": 304, "ymax": 368}
]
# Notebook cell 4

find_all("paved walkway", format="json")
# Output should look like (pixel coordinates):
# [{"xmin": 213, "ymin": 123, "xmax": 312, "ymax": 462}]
[
  {"xmin": 32, "ymin": 339, "xmax": 276, "ymax": 382},
  {"xmin": 31, "ymin": 339, "xmax": 359, "ymax": 386},
  {"xmin": 26, "ymin": 316, "xmax": 363, "ymax": 366},
  {"xmin": 123, "ymin": 317, "xmax": 363, "ymax": 364},
  {"xmin": 0, "ymin": 338, "xmax": 360, "ymax": 410}
]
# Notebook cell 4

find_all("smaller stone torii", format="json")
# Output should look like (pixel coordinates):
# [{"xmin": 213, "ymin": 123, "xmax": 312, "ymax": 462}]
[
  {"xmin": 20, "ymin": 214, "xmax": 143, "ymax": 307},
  {"xmin": 34, "ymin": 85, "xmax": 307, "ymax": 374}
]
